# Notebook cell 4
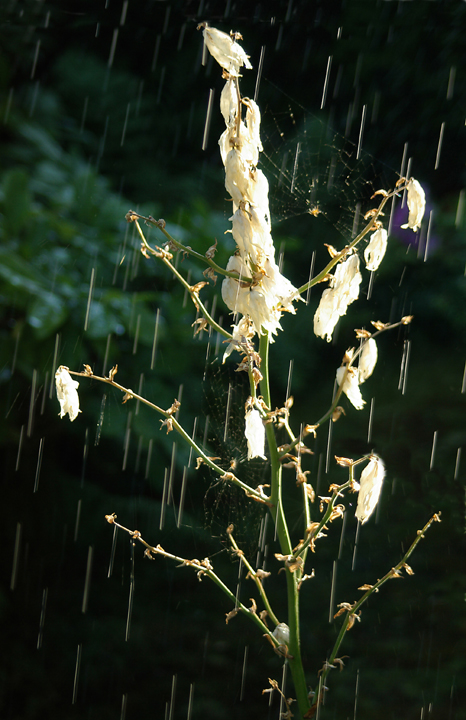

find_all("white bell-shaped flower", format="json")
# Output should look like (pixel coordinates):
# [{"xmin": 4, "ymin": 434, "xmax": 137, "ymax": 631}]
[
  {"xmin": 358, "ymin": 337, "xmax": 378, "ymax": 383},
  {"xmin": 355, "ymin": 456, "xmax": 385, "ymax": 524},
  {"xmin": 220, "ymin": 78, "xmax": 239, "ymax": 127},
  {"xmin": 336, "ymin": 365, "xmax": 365, "ymax": 410},
  {"xmin": 55, "ymin": 366, "xmax": 81, "ymax": 421},
  {"xmin": 364, "ymin": 228, "xmax": 388, "ymax": 271},
  {"xmin": 245, "ymin": 406, "xmax": 266, "ymax": 460},
  {"xmin": 272, "ymin": 622, "xmax": 290, "ymax": 646},
  {"xmin": 401, "ymin": 178, "xmax": 425, "ymax": 232},
  {"xmin": 202, "ymin": 26, "xmax": 252, "ymax": 76}
]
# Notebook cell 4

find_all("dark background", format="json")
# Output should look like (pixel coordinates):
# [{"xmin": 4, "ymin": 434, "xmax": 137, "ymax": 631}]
[{"xmin": 1, "ymin": 1, "xmax": 465, "ymax": 719}]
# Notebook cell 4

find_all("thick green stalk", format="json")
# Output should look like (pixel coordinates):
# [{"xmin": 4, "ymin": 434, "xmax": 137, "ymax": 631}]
[{"xmin": 259, "ymin": 332, "xmax": 311, "ymax": 718}]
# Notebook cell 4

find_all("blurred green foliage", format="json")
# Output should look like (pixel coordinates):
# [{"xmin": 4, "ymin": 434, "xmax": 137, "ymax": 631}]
[{"xmin": 0, "ymin": 1, "xmax": 465, "ymax": 719}]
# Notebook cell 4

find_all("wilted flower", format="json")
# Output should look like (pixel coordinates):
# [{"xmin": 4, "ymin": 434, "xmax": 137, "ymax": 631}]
[
  {"xmin": 401, "ymin": 178, "xmax": 425, "ymax": 232},
  {"xmin": 336, "ymin": 364, "xmax": 365, "ymax": 410},
  {"xmin": 272, "ymin": 622, "xmax": 290, "ymax": 646},
  {"xmin": 358, "ymin": 337, "xmax": 378, "ymax": 382},
  {"xmin": 364, "ymin": 228, "xmax": 388, "ymax": 271},
  {"xmin": 314, "ymin": 254, "xmax": 362, "ymax": 342},
  {"xmin": 244, "ymin": 406, "xmax": 266, "ymax": 460},
  {"xmin": 55, "ymin": 366, "xmax": 81, "ymax": 421},
  {"xmin": 355, "ymin": 456, "xmax": 385, "ymax": 524},
  {"xmin": 202, "ymin": 25, "xmax": 252, "ymax": 76}
]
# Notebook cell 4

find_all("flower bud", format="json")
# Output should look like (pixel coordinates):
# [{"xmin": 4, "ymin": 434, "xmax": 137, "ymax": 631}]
[
  {"xmin": 358, "ymin": 337, "xmax": 378, "ymax": 383},
  {"xmin": 244, "ymin": 406, "xmax": 266, "ymax": 460},
  {"xmin": 272, "ymin": 622, "xmax": 290, "ymax": 646}
]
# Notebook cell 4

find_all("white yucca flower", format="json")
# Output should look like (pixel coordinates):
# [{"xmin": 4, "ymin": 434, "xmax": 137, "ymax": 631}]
[
  {"xmin": 401, "ymin": 178, "xmax": 425, "ymax": 232},
  {"xmin": 55, "ymin": 365, "xmax": 81, "ymax": 421},
  {"xmin": 358, "ymin": 337, "xmax": 378, "ymax": 383},
  {"xmin": 314, "ymin": 254, "xmax": 362, "ymax": 342},
  {"xmin": 336, "ymin": 365, "xmax": 365, "ymax": 410},
  {"xmin": 202, "ymin": 25, "xmax": 252, "ymax": 76},
  {"xmin": 244, "ymin": 406, "xmax": 266, "ymax": 460},
  {"xmin": 364, "ymin": 228, "xmax": 388, "ymax": 271},
  {"xmin": 222, "ymin": 316, "xmax": 254, "ymax": 363},
  {"xmin": 355, "ymin": 456, "xmax": 385, "ymax": 524},
  {"xmin": 272, "ymin": 623, "xmax": 290, "ymax": 646}
]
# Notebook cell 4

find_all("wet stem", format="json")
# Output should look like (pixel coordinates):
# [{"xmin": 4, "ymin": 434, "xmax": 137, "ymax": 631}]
[{"xmin": 259, "ymin": 331, "xmax": 311, "ymax": 718}]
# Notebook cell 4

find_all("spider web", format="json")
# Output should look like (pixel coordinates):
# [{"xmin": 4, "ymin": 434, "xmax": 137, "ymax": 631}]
[
  {"xmin": 259, "ymin": 85, "xmax": 398, "ymax": 245},
  {"xmin": 200, "ymin": 361, "xmax": 268, "ymax": 555}
]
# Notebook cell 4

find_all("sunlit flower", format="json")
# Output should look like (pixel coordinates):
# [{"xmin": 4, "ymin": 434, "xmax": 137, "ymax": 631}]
[
  {"xmin": 55, "ymin": 365, "xmax": 81, "ymax": 421},
  {"xmin": 245, "ymin": 406, "xmax": 266, "ymax": 460},
  {"xmin": 364, "ymin": 228, "xmax": 388, "ymax": 271},
  {"xmin": 401, "ymin": 178, "xmax": 425, "ymax": 232},
  {"xmin": 314, "ymin": 254, "xmax": 362, "ymax": 342},
  {"xmin": 358, "ymin": 337, "xmax": 378, "ymax": 382},
  {"xmin": 202, "ymin": 25, "xmax": 252, "ymax": 76},
  {"xmin": 355, "ymin": 456, "xmax": 385, "ymax": 524},
  {"xmin": 222, "ymin": 316, "xmax": 254, "ymax": 363},
  {"xmin": 336, "ymin": 365, "xmax": 365, "ymax": 410}
]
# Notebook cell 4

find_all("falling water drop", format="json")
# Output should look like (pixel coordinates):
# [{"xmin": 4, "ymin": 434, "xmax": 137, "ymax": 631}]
[
  {"xmin": 454, "ymin": 448, "xmax": 461, "ymax": 480},
  {"xmin": 33, "ymin": 438, "xmax": 45, "ymax": 493},
  {"xmin": 367, "ymin": 397, "xmax": 375, "ymax": 443},
  {"xmin": 177, "ymin": 467, "xmax": 188, "ymax": 528},
  {"xmin": 329, "ymin": 560, "xmax": 337, "ymax": 622},
  {"xmin": 429, "ymin": 431, "xmax": 438, "ymax": 471},
  {"xmin": 202, "ymin": 89, "xmax": 215, "ymax": 151},
  {"xmin": 240, "ymin": 645, "xmax": 249, "ymax": 701},
  {"xmin": 10, "ymin": 522, "xmax": 22, "ymax": 590},
  {"xmin": 120, "ymin": 103, "xmax": 130, "ymax": 146},
  {"xmin": 168, "ymin": 674, "xmax": 177, "ymax": 720},
  {"xmin": 74, "ymin": 499, "xmax": 82, "ymax": 542},
  {"xmin": 82, "ymin": 546, "xmax": 93, "ymax": 613},
  {"xmin": 95, "ymin": 394, "xmax": 107, "ymax": 446},
  {"xmin": 186, "ymin": 683, "xmax": 195, "ymax": 720},
  {"xmin": 325, "ymin": 419, "xmax": 333, "ymax": 474},
  {"xmin": 434, "ymin": 122, "xmax": 445, "ymax": 170},
  {"xmin": 108, "ymin": 28, "xmax": 119, "ymax": 68},
  {"xmin": 120, "ymin": 694, "xmax": 128, "ymax": 720},
  {"xmin": 159, "ymin": 467, "xmax": 169, "ymax": 530},
  {"xmin": 151, "ymin": 308, "xmax": 161, "ymax": 370},
  {"xmin": 84, "ymin": 268, "xmax": 95, "ymax": 331},
  {"xmin": 125, "ymin": 542, "xmax": 135, "ymax": 641},
  {"xmin": 15, "ymin": 425, "xmax": 25, "ymax": 471},
  {"xmin": 285, "ymin": 359, "xmax": 294, "ymax": 403},
  {"xmin": 254, "ymin": 46, "xmax": 266, "ymax": 103},
  {"xmin": 145, "ymin": 438, "xmax": 153, "ymax": 479},
  {"xmin": 223, "ymin": 383, "xmax": 233, "ymax": 443},
  {"xmin": 27, "ymin": 369, "xmax": 38, "ymax": 437},
  {"xmin": 36, "ymin": 587, "xmax": 48, "ymax": 649},
  {"xmin": 71, "ymin": 644, "xmax": 82, "ymax": 704},
  {"xmin": 320, "ymin": 56, "xmax": 332, "ymax": 109},
  {"xmin": 356, "ymin": 104, "xmax": 367, "ymax": 160},
  {"xmin": 107, "ymin": 522, "xmax": 118, "ymax": 578}
]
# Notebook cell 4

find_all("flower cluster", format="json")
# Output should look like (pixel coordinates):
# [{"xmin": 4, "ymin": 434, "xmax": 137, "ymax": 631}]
[{"xmin": 201, "ymin": 25, "xmax": 300, "ymax": 341}]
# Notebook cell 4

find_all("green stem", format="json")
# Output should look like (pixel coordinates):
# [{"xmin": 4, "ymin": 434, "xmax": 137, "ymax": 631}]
[{"xmin": 258, "ymin": 332, "xmax": 310, "ymax": 718}]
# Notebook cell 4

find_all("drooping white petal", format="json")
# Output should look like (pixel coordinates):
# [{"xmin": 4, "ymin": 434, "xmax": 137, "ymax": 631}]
[
  {"xmin": 364, "ymin": 228, "xmax": 388, "ymax": 271},
  {"xmin": 220, "ymin": 78, "xmax": 239, "ymax": 127},
  {"xmin": 401, "ymin": 178, "xmax": 425, "ymax": 232},
  {"xmin": 358, "ymin": 337, "xmax": 378, "ymax": 383},
  {"xmin": 355, "ymin": 456, "xmax": 385, "ymax": 524},
  {"xmin": 203, "ymin": 26, "xmax": 252, "ymax": 76},
  {"xmin": 55, "ymin": 365, "xmax": 81, "ymax": 421},
  {"xmin": 245, "ymin": 407, "xmax": 266, "ymax": 460},
  {"xmin": 336, "ymin": 365, "xmax": 365, "ymax": 410}
]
